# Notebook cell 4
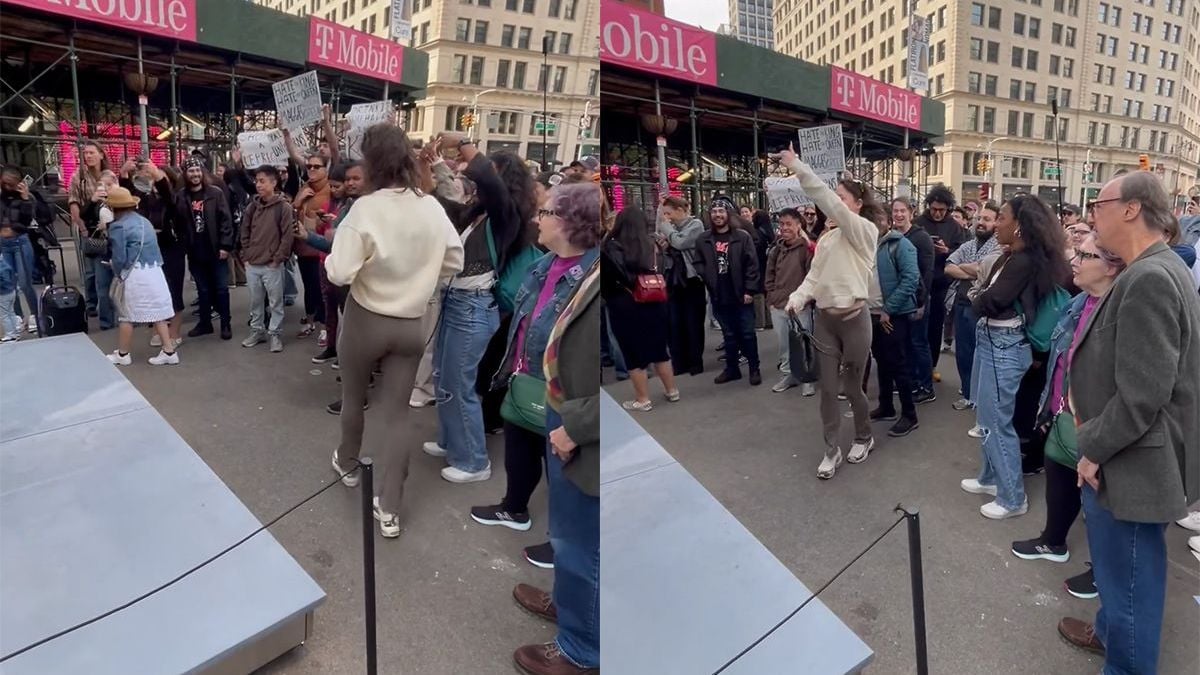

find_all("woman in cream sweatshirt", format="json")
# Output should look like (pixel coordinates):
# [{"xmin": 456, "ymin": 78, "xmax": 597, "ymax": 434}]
[
  {"xmin": 777, "ymin": 143, "xmax": 885, "ymax": 479},
  {"xmin": 325, "ymin": 124, "xmax": 464, "ymax": 539}
]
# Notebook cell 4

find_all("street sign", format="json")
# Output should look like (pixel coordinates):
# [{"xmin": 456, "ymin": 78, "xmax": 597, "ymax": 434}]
[
  {"xmin": 1043, "ymin": 166, "xmax": 1060, "ymax": 179},
  {"xmin": 534, "ymin": 121, "xmax": 557, "ymax": 134}
]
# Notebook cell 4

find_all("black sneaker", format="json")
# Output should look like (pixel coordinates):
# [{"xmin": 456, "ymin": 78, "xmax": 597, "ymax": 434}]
[
  {"xmin": 187, "ymin": 323, "xmax": 213, "ymax": 338},
  {"xmin": 331, "ymin": 360, "xmax": 340, "ymax": 370},
  {"xmin": 915, "ymin": 389, "xmax": 937, "ymax": 405},
  {"xmin": 470, "ymin": 504, "xmax": 532, "ymax": 532},
  {"xmin": 888, "ymin": 417, "xmax": 919, "ymax": 437},
  {"xmin": 311, "ymin": 347, "xmax": 338, "ymax": 364},
  {"xmin": 749, "ymin": 369, "xmax": 762, "ymax": 386},
  {"xmin": 1012, "ymin": 537, "xmax": 1070, "ymax": 563},
  {"xmin": 714, "ymin": 370, "xmax": 742, "ymax": 385},
  {"xmin": 869, "ymin": 407, "xmax": 899, "ymax": 422},
  {"xmin": 1065, "ymin": 564, "xmax": 1098, "ymax": 599},
  {"xmin": 326, "ymin": 400, "xmax": 369, "ymax": 415},
  {"xmin": 220, "ymin": 323, "xmax": 232, "ymax": 340},
  {"xmin": 524, "ymin": 541, "xmax": 554, "ymax": 569}
]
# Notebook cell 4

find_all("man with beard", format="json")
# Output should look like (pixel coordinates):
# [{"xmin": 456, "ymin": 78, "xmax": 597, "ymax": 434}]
[
  {"xmin": 693, "ymin": 196, "xmax": 762, "ymax": 386},
  {"xmin": 945, "ymin": 201, "xmax": 1001, "ymax": 412},
  {"xmin": 175, "ymin": 157, "xmax": 234, "ymax": 339},
  {"xmin": 915, "ymin": 185, "xmax": 967, "ymax": 386}
]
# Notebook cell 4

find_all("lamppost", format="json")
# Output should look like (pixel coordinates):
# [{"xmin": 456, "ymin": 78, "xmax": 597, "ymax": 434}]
[
  {"xmin": 541, "ymin": 35, "xmax": 550, "ymax": 170},
  {"xmin": 464, "ymin": 88, "xmax": 497, "ymax": 142}
]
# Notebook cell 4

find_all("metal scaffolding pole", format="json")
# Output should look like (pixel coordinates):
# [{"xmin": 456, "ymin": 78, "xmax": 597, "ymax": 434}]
[
  {"xmin": 689, "ymin": 91, "xmax": 700, "ymax": 216},
  {"xmin": 229, "ymin": 65, "xmax": 238, "ymax": 145},
  {"xmin": 136, "ymin": 36, "xmax": 149, "ymax": 157},
  {"xmin": 68, "ymin": 27, "xmax": 83, "ymax": 148},
  {"xmin": 170, "ymin": 52, "xmax": 179, "ymax": 166},
  {"xmin": 752, "ymin": 104, "xmax": 760, "ymax": 210}
]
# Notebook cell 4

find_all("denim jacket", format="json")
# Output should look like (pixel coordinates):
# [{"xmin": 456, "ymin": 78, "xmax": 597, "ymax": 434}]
[
  {"xmin": 1035, "ymin": 292, "xmax": 1089, "ymax": 426},
  {"xmin": 109, "ymin": 211, "xmax": 164, "ymax": 278},
  {"xmin": 492, "ymin": 247, "xmax": 600, "ymax": 388}
]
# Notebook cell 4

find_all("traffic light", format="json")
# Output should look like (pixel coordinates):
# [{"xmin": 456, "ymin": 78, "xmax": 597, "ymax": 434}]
[
  {"xmin": 976, "ymin": 157, "xmax": 987, "ymax": 174},
  {"xmin": 980, "ymin": 183, "xmax": 990, "ymax": 201},
  {"xmin": 460, "ymin": 113, "xmax": 475, "ymax": 128},
  {"xmin": 1139, "ymin": 154, "xmax": 1151, "ymax": 171}
]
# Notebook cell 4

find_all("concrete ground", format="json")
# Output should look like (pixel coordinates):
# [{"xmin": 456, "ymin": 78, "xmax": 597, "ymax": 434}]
[
  {"xmin": 604, "ymin": 325, "xmax": 1199, "ymax": 675},
  {"xmin": 51, "ymin": 254, "xmax": 553, "ymax": 674}
]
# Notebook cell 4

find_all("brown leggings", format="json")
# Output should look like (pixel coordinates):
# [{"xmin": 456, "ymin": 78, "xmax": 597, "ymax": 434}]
[
  {"xmin": 337, "ymin": 295, "xmax": 425, "ymax": 514},
  {"xmin": 814, "ymin": 308, "xmax": 873, "ymax": 453}
]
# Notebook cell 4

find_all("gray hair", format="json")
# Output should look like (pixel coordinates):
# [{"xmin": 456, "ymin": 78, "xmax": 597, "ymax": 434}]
[{"xmin": 1118, "ymin": 172, "xmax": 1177, "ymax": 237}]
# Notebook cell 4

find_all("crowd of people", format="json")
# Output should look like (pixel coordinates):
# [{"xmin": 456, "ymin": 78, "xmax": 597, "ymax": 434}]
[
  {"xmin": 0, "ymin": 107, "xmax": 603, "ymax": 673},
  {"xmin": 600, "ymin": 147, "xmax": 1200, "ymax": 674}
]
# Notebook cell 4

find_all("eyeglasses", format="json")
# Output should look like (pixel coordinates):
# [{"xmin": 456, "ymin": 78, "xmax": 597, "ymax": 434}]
[
  {"xmin": 1072, "ymin": 248, "xmax": 1102, "ymax": 262},
  {"xmin": 1085, "ymin": 198, "xmax": 1122, "ymax": 211},
  {"xmin": 537, "ymin": 209, "xmax": 557, "ymax": 219}
]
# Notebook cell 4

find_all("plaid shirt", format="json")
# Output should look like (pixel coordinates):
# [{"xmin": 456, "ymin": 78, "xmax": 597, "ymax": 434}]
[{"xmin": 947, "ymin": 234, "xmax": 1001, "ymax": 301}]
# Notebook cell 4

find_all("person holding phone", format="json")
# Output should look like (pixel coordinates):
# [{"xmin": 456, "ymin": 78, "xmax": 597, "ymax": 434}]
[{"xmin": 0, "ymin": 166, "xmax": 38, "ymax": 333}]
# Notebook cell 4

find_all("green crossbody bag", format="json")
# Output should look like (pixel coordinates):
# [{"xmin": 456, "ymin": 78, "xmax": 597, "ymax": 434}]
[
  {"xmin": 501, "ymin": 339, "xmax": 548, "ymax": 435},
  {"xmin": 1043, "ymin": 367, "xmax": 1078, "ymax": 469}
]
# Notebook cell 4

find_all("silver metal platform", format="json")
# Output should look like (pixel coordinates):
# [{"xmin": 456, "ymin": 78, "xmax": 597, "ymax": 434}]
[
  {"xmin": 600, "ymin": 392, "xmax": 873, "ymax": 674},
  {"xmin": 0, "ymin": 335, "xmax": 325, "ymax": 674}
]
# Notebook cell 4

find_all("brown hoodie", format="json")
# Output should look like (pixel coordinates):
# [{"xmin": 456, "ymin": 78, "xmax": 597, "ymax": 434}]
[
  {"xmin": 765, "ymin": 238, "xmax": 813, "ymax": 310},
  {"xmin": 240, "ymin": 193, "xmax": 294, "ymax": 266},
  {"xmin": 294, "ymin": 177, "xmax": 330, "ymax": 258}
]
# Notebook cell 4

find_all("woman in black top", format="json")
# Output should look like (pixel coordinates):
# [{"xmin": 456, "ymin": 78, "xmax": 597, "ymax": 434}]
[
  {"xmin": 965, "ymin": 194, "xmax": 1069, "ymax": 520},
  {"xmin": 602, "ymin": 207, "xmax": 678, "ymax": 411},
  {"xmin": 750, "ymin": 209, "xmax": 776, "ymax": 330}
]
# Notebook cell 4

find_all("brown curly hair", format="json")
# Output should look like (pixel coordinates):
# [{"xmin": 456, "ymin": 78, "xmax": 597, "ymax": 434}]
[{"xmin": 360, "ymin": 124, "xmax": 423, "ymax": 194}]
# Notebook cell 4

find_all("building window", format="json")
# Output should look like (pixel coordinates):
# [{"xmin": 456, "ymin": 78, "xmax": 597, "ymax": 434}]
[
  {"xmin": 1014, "ymin": 13, "xmax": 1026, "ymax": 35},
  {"xmin": 559, "ymin": 33, "xmax": 571, "ymax": 54},
  {"xmin": 988, "ymin": 6, "xmax": 1001, "ymax": 28},
  {"xmin": 983, "ymin": 107, "xmax": 996, "ymax": 133},
  {"xmin": 475, "ymin": 20, "xmax": 489, "ymax": 43},
  {"xmin": 564, "ymin": 0, "xmax": 577, "ymax": 20},
  {"xmin": 1063, "ymin": 58, "xmax": 1074, "ymax": 78},
  {"xmin": 970, "ymin": 37, "xmax": 983, "ymax": 60},
  {"xmin": 971, "ymin": 2, "xmax": 984, "ymax": 26},
  {"xmin": 501, "ymin": 24, "xmax": 515, "ymax": 47},
  {"xmin": 446, "ymin": 105, "xmax": 468, "ymax": 132},
  {"xmin": 1012, "ymin": 46, "xmax": 1024, "ymax": 68},
  {"xmin": 1023, "ymin": 112, "xmax": 1034, "ymax": 137},
  {"xmin": 496, "ymin": 59, "xmax": 511, "ymax": 88},
  {"xmin": 1050, "ymin": 54, "xmax": 1060, "ymax": 75},
  {"xmin": 536, "ymin": 64, "xmax": 549, "ymax": 92},
  {"xmin": 587, "ymin": 69, "xmax": 598, "ymax": 96},
  {"xmin": 522, "ymin": 0, "xmax": 535, "ymax": 14},
  {"xmin": 469, "ymin": 56, "xmax": 484, "ymax": 85},
  {"xmin": 1029, "ymin": 17, "xmax": 1040, "ymax": 38},
  {"xmin": 968, "ymin": 72, "xmax": 982, "ymax": 94},
  {"xmin": 452, "ymin": 54, "xmax": 467, "ymax": 83},
  {"xmin": 518, "ymin": 27, "xmax": 532, "ymax": 49},
  {"xmin": 1010, "ymin": 78, "xmax": 1022, "ymax": 99},
  {"xmin": 488, "ymin": 111, "xmax": 520, "ymax": 135},
  {"xmin": 1008, "ymin": 110, "xmax": 1020, "ymax": 135},
  {"xmin": 985, "ymin": 75, "xmax": 997, "ymax": 96},
  {"xmin": 552, "ymin": 66, "xmax": 567, "ymax": 93},
  {"xmin": 513, "ymin": 62, "xmax": 527, "ymax": 89},
  {"xmin": 987, "ymin": 41, "xmax": 999, "ymax": 63},
  {"xmin": 548, "ymin": 0, "xmax": 561, "ymax": 17},
  {"xmin": 543, "ymin": 30, "xmax": 556, "ymax": 52},
  {"xmin": 1025, "ymin": 81, "xmax": 1037, "ymax": 101},
  {"xmin": 1026, "ymin": 50, "xmax": 1038, "ymax": 70},
  {"xmin": 456, "ymin": 18, "xmax": 470, "ymax": 41},
  {"xmin": 967, "ymin": 105, "xmax": 980, "ymax": 132}
]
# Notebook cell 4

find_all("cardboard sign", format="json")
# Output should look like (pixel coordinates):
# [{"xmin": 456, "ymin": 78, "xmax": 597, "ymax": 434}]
[
  {"xmin": 272, "ymin": 71, "xmax": 323, "ymax": 131},
  {"xmin": 764, "ymin": 174, "xmax": 840, "ymax": 213},
  {"xmin": 796, "ymin": 124, "xmax": 846, "ymax": 174},
  {"xmin": 343, "ymin": 101, "xmax": 393, "ymax": 160},
  {"xmin": 237, "ymin": 130, "xmax": 288, "ymax": 169}
]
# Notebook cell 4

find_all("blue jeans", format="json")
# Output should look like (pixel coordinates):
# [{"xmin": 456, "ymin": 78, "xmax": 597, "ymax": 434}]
[
  {"xmin": 546, "ymin": 408, "xmax": 599, "ymax": 668},
  {"xmin": 907, "ymin": 308, "xmax": 933, "ymax": 392},
  {"xmin": 953, "ymin": 304, "xmax": 978, "ymax": 399},
  {"xmin": 601, "ymin": 303, "xmax": 628, "ymax": 379},
  {"xmin": 283, "ymin": 255, "xmax": 298, "ymax": 301},
  {"xmin": 1082, "ymin": 485, "xmax": 1168, "ymax": 675},
  {"xmin": 0, "ymin": 290, "xmax": 19, "ymax": 338},
  {"xmin": 1, "ymin": 235, "xmax": 38, "ymax": 323},
  {"xmin": 974, "ymin": 323, "xmax": 1031, "ymax": 510},
  {"xmin": 434, "ymin": 288, "xmax": 500, "ymax": 473},
  {"xmin": 712, "ymin": 302, "xmax": 760, "ymax": 372}
]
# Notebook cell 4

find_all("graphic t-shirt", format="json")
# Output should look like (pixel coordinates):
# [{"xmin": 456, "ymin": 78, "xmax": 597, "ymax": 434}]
[
  {"xmin": 712, "ymin": 230, "xmax": 738, "ymax": 305},
  {"xmin": 189, "ymin": 192, "xmax": 213, "ymax": 258}
]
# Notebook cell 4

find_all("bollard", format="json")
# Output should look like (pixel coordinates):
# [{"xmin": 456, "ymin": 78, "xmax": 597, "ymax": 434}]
[
  {"xmin": 902, "ymin": 508, "xmax": 929, "ymax": 675},
  {"xmin": 359, "ymin": 458, "xmax": 377, "ymax": 675}
]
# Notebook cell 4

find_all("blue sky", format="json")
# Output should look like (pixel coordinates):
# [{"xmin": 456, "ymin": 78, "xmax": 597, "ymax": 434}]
[{"xmin": 663, "ymin": 0, "xmax": 729, "ymax": 31}]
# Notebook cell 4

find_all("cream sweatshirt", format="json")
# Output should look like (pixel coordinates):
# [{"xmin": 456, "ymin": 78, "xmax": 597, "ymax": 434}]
[
  {"xmin": 784, "ymin": 158, "xmax": 878, "ymax": 311},
  {"xmin": 325, "ymin": 188, "xmax": 464, "ymax": 319}
]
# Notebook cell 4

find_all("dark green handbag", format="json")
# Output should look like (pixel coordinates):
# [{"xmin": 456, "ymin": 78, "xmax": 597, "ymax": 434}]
[
  {"xmin": 1044, "ymin": 412, "xmax": 1078, "ymax": 469},
  {"xmin": 501, "ymin": 372, "xmax": 547, "ymax": 435}
]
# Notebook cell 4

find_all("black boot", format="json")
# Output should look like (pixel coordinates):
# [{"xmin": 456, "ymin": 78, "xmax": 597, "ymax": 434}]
[
  {"xmin": 220, "ymin": 322, "xmax": 232, "ymax": 340},
  {"xmin": 187, "ymin": 322, "xmax": 214, "ymax": 338}
]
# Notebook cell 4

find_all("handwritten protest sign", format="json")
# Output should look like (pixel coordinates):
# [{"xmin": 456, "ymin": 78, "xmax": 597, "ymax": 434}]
[
  {"xmin": 796, "ymin": 124, "xmax": 846, "ymax": 174},
  {"xmin": 272, "ymin": 71, "xmax": 322, "ymax": 131},
  {"xmin": 237, "ymin": 130, "xmax": 288, "ymax": 169},
  {"xmin": 764, "ymin": 174, "xmax": 840, "ymax": 213},
  {"xmin": 343, "ymin": 101, "xmax": 393, "ymax": 160}
]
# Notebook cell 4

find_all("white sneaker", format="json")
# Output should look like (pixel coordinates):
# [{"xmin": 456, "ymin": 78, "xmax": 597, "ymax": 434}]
[
  {"xmin": 106, "ymin": 351, "xmax": 132, "ymax": 366},
  {"xmin": 422, "ymin": 442, "xmax": 447, "ymax": 457},
  {"xmin": 331, "ymin": 449, "xmax": 360, "ymax": 487},
  {"xmin": 242, "ymin": 331, "xmax": 266, "ymax": 348},
  {"xmin": 147, "ymin": 349, "xmax": 180, "ymax": 366},
  {"xmin": 441, "ymin": 463, "xmax": 492, "ymax": 483},
  {"xmin": 269, "ymin": 335, "xmax": 284, "ymax": 353},
  {"xmin": 800, "ymin": 382, "xmax": 817, "ymax": 397},
  {"xmin": 1189, "ymin": 535, "xmax": 1200, "ymax": 555},
  {"xmin": 981, "ymin": 499, "xmax": 1028, "ymax": 520},
  {"xmin": 26, "ymin": 316, "xmax": 37, "ymax": 333},
  {"xmin": 847, "ymin": 437, "xmax": 875, "ymax": 464},
  {"xmin": 960, "ymin": 478, "xmax": 998, "ymax": 496},
  {"xmin": 372, "ymin": 496, "xmax": 401, "ymax": 538},
  {"xmin": 409, "ymin": 396, "xmax": 434, "ymax": 409},
  {"xmin": 817, "ymin": 449, "xmax": 843, "ymax": 480},
  {"xmin": 967, "ymin": 425, "xmax": 986, "ymax": 439},
  {"xmin": 1175, "ymin": 511, "xmax": 1200, "ymax": 532},
  {"xmin": 952, "ymin": 398, "xmax": 975, "ymax": 411},
  {"xmin": 150, "ymin": 334, "xmax": 162, "ymax": 347}
]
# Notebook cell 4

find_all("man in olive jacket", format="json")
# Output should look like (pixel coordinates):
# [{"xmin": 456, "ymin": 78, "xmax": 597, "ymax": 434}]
[{"xmin": 1057, "ymin": 172, "xmax": 1200, "ymax": 673}]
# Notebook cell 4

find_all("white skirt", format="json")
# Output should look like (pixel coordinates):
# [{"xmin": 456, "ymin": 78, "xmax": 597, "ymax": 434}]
[{"xmin": 118, "ymin": 265, "xmax": 175, "ymax": 324}]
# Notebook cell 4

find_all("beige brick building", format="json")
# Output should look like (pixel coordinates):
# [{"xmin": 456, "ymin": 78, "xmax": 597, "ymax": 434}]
[
  {"xmin": 775, "ymin": 0, "xmax": 1200, "ymax": 209},
  {"xmin": 256, "ymin": 0, "xmax": 600, "ymax": 168}
]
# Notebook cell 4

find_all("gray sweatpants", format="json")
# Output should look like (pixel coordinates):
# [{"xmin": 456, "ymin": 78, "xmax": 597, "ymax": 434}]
[
  {"xmin": 814, "ymin": 307, "xmax": 873, "ymax": 454},
  {"xmin": 337, "ymin": 295, "xmax": 425, "ymax": 515},
  {"xmin": 409, "ymin": 293, "xmax": 441, "ymax": 405}
]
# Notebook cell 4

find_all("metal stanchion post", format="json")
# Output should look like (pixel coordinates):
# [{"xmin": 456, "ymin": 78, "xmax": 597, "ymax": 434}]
[
  {"xmin": 900, "ymin": 507, "xmax": 929, "ymax": 675},
  {"xmin": 359, "ymin": 459, "xmax": 377, "ymax": 675}
]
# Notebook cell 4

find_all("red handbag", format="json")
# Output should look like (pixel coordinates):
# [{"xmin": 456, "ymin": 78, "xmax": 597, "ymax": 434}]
[{"xmin": 632, "ymin": 253, "xmax": 668, "ymax": 303}]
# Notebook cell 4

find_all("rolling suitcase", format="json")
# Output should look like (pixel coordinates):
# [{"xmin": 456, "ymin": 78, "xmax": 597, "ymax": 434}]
[{"xmin": 38, "ymin": 285, "xmax": 88, "ymax": 337}]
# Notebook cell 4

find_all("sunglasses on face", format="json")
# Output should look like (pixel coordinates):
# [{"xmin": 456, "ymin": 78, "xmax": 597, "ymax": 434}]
[{"xmin": 803, "ymin": 211, "xmax": 816, "ymax": 218}]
